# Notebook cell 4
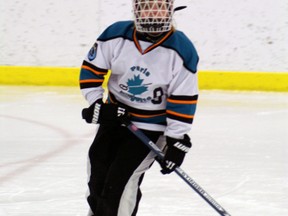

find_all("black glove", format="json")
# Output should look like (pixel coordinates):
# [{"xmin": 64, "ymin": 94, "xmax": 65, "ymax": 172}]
[
  {"xmin": 159, "ymin": 134, "xmax": 191, "ymax": 174},
  {"xmin": 82, "ymin": 100, "xmax": 129, "ymax": 124}
]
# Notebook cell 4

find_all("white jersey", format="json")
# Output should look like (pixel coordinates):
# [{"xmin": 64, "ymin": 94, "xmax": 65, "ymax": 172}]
[{"xmin": 80, "ymin": 21, "xmax": 199, "ymax": 139}]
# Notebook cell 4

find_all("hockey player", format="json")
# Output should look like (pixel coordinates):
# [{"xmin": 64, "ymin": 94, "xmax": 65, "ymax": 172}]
[{"xmin": 80, "ymin": 0, "xmax": 199, "ymax": 215}]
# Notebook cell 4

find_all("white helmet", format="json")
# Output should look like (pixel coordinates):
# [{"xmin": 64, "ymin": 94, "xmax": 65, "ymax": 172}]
[{"xmin": 132, "ymin": 0, "xmax": 175, "ymax": 33}]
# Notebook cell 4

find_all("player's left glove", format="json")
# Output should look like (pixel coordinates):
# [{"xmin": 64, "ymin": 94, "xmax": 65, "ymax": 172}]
[{"xmin": 159, "ymin": 134, "xmax": 191, "ymax": 174}]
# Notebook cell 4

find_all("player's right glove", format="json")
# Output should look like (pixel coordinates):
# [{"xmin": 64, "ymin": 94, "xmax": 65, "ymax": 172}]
[
  {"xmin": 81, "ymin": 99, "xmax": 129, "ymax": 124},
  {"xmin": 159, "ymin": 134, "xmax": 191, "ymax": 174}
]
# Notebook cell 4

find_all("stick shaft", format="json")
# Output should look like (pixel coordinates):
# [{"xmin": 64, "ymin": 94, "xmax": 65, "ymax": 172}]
[{"xmin": 124, "ymin": 121, "xmax": 231, "ymax": 216}]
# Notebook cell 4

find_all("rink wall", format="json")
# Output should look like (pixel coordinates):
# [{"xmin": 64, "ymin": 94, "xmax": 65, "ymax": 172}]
[{"xmin": 0, "ymin": 65, "xmax": 288, "ymax": 92}]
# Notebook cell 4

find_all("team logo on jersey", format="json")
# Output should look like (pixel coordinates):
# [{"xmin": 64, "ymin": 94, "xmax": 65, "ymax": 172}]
[
  {"xmin": 88, "ymin": 42, "xmax": 98, "ymax": 61},
  {"xmin": 120, "ymin": 74, "xmax": 151, "ymax": 95},
  {"xmin": 119, "ymin": 66, "xmax": 153, "ymax": 103}
]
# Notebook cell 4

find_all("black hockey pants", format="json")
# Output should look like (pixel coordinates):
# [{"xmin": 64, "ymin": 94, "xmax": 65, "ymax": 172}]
[{"xmin": 87, "ymin": 124, "xmax": 164, "ymax": 216}]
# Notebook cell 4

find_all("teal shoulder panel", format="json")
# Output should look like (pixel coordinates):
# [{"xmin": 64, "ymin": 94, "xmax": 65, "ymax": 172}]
[
  {"xmin": 97, "ymin": 20, "xmax": 134, "ymax": 41},
  {"xmin": 163, "ymin": 31, "xmax": 199, "ymax": 73}
]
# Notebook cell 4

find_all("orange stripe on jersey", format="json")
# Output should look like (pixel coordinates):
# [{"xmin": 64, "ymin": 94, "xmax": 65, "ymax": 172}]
[
  {"xmin": 133, "ymin": 30, "xmax": 143, "ymax": 54},
  {"xmin": 133, "ymin": 29, "xmax": 173, "ymax": 55},
  {"xmin": 167, "ymin": 98, "xmax": 197, "ymax": 104},
  {"xmin": 130, "ymin": 112, "xmax": 166, "ymax": 118},
  {"xmin": 143, "ymin": 30, "xmax": 173, "ymax": 54},
  {"xmin": 79, "ymin": 79, "xmax": 103, "ymax": 83},
  {"xmin": 166, "ymin": 110, "xmax": 194, "ymax": 119},
  {"xmin": 81, "ymin": 65, "xmax": 107, "ymax": 76}
]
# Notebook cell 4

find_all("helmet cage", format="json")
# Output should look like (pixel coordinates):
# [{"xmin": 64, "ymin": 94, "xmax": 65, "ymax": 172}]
[{"xmin": 133, "ymin": 0, "xmax": 174, "ymax": 33}]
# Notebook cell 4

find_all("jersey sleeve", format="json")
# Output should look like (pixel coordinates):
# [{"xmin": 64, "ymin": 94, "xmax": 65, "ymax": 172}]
[
  {"xmin": 79, "ymin": 21, "xmax": 134, "ymax": 105},
  {"xmin": 164, "ymin": 54, "xmax": 199, "ymax": 139},
  {"xmin": 79, "ymin": 38, "xmax": 115, "ymax": 105}
]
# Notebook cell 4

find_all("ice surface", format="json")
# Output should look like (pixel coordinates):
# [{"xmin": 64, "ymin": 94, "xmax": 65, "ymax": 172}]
[{"xmin": 0, "ymin": 86, "xmax": 287, "ymax": 216}]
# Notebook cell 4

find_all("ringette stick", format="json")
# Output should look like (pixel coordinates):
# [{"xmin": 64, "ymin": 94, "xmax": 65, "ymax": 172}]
[{"xmin": 122, "ymin": 120, "xmax": 231, "ymax": 216}]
